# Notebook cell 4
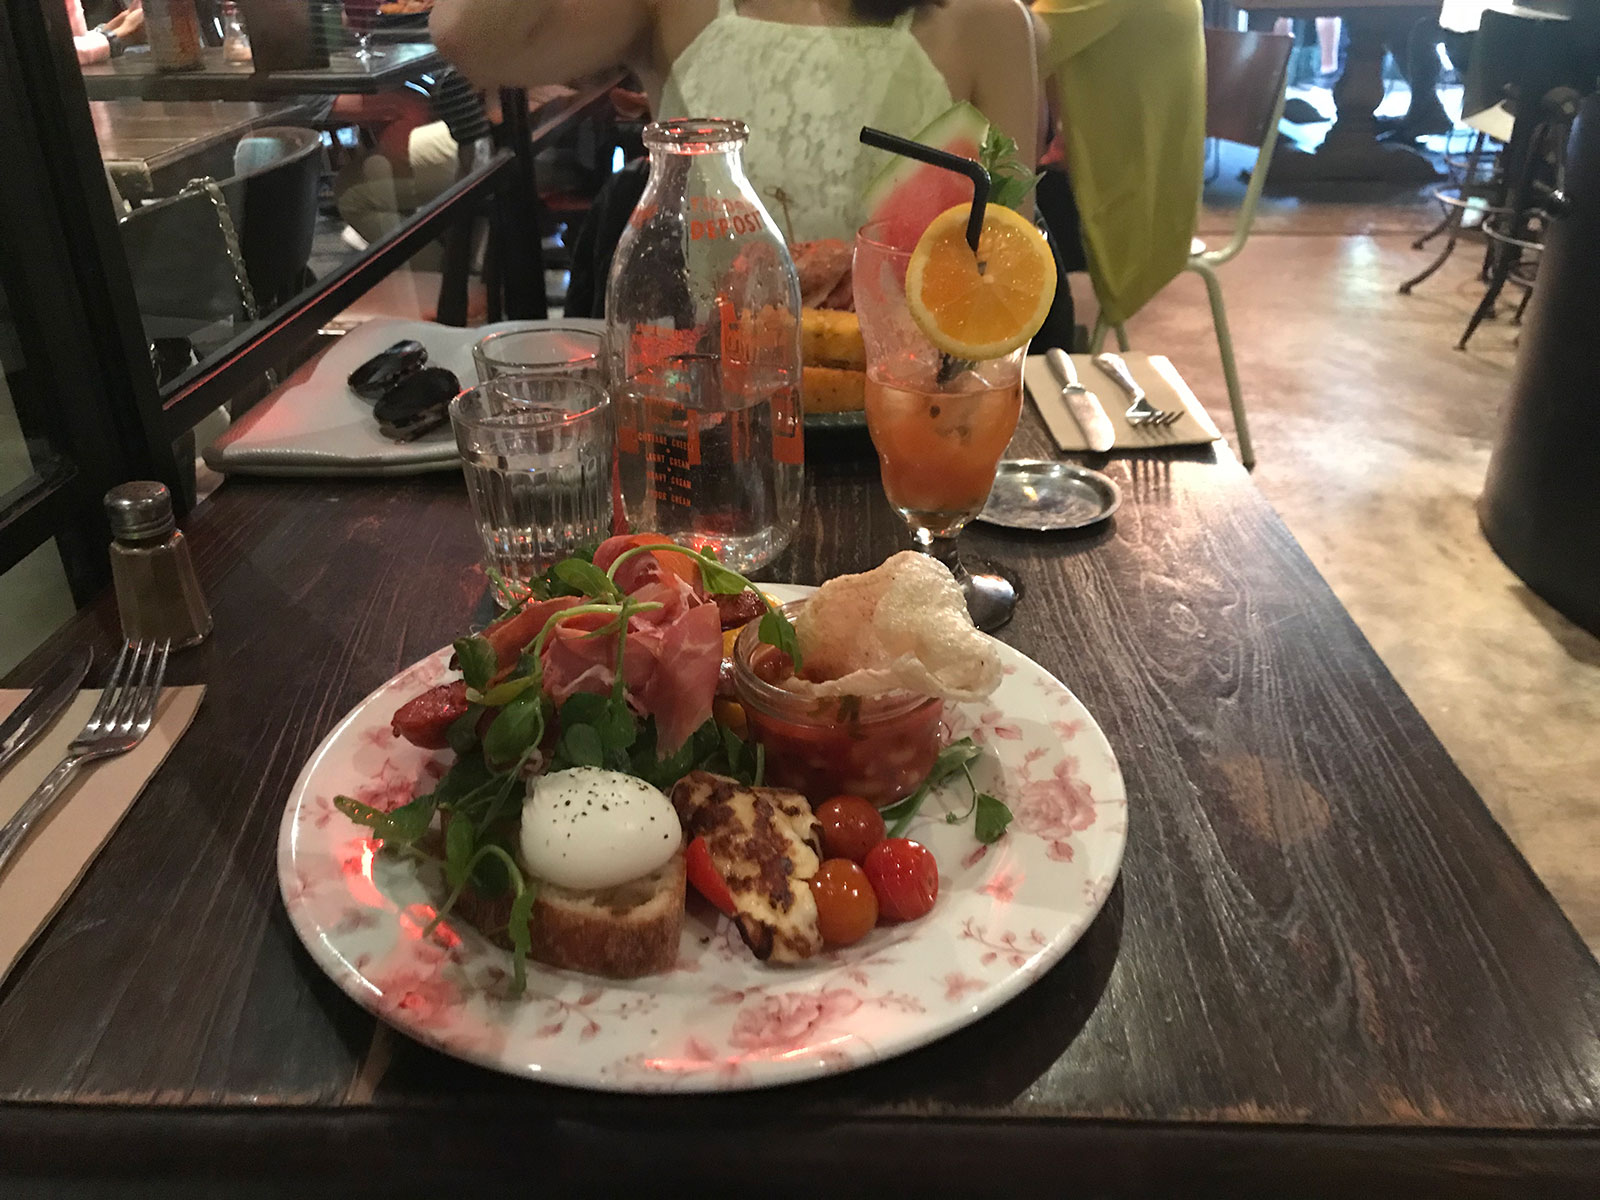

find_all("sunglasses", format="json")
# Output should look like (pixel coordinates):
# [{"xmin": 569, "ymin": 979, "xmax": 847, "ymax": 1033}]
[{"xmin": 347, "ymin": 339, "xmax": 460, "ymax": 443}]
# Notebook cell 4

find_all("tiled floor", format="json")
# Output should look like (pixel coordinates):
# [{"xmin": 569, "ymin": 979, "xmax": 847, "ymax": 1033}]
[{"xmin": 1098, "ymin": 142, "xmax": 1600, "ymax": 955}]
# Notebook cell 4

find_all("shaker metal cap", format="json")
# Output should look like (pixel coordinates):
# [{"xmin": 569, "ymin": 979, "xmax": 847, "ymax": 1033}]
[{"xmin": 105, "ymin": 481, "xmax": 176, "ymax": 541}]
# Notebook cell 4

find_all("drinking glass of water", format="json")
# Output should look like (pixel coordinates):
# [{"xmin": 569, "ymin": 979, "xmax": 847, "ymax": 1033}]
[
  {"xmin": 473, "ymin": 325, "xmax": 605, "ymax": 384},
  {"xmin": 450, "ymin": 375, "xmax": 614, "ymax": 597}
]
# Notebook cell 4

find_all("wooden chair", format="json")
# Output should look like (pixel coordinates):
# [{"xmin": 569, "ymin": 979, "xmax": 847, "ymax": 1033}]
[{"xmin": 1092, "ymin": 28, "xmax": 1293, "ymax": 469}]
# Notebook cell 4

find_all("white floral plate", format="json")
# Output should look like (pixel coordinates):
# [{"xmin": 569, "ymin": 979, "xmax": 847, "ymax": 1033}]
[{"xmin": 277, "ymin": 585, "xmax": 1127, "ymax": 1092}]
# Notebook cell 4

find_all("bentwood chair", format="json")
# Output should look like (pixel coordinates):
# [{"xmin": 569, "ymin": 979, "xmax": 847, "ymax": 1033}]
[{"xmin": 1091, "ymin": 28, "xmax": 1292, "ymax": 469}]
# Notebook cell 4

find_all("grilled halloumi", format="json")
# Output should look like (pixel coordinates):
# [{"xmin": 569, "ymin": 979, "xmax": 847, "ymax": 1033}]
[{"xmin": 670, "ymin": 771, "xmax": 824, "ymax": 963}]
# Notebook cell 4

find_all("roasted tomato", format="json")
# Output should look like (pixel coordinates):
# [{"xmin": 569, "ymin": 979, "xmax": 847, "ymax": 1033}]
[
  {"xmin": 809, "ymin": 858, "xmax": 878, "ymax": 946},
  {"xmin": 863, "ymin": 838, "xmax": 939, "ymax": 922},
  {"xmin": 390, "ymin": 680, "xmax": 470, "ymax": 749},
  {"xmin": 815, "ymin": 795, "xmax": 886, "ymax": 863},
  {"xmin": 686, "ymin": 836, "xmax": 736, "ymax": 916},
  {"xmin": 712, "ymin": 589, "xmax": 765, "ymax": 631}
]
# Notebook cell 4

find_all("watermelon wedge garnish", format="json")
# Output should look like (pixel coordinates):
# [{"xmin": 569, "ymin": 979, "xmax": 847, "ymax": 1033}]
[{"xmin": 862, "ymin": 102, "xmax": 991, "ymax": 252}]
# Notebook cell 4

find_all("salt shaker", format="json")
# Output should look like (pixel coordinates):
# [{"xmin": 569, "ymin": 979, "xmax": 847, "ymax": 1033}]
[{"xmin": 105, "ymin": 482, "xmax": 212, "ymax": 648}]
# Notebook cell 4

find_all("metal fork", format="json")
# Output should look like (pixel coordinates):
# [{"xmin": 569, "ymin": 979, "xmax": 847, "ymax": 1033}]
[
  {"xmin": 1093, "ymin": 353, "xmax": 1180, "ymax": 427},
  {"xmin": 0, "ymin": 639, "xmax": 171, "ymax": 879}
]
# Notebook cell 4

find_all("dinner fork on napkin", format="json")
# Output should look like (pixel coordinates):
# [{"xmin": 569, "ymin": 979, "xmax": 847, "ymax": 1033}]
[{"xmin": 0, "ymin": 640, "xmax": 169, "ymax": 879}]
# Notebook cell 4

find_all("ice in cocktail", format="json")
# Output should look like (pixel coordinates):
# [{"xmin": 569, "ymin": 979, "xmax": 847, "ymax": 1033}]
[{"xmin": 863, "ymin": 369, "xmax": 1024, "ymax": 537}]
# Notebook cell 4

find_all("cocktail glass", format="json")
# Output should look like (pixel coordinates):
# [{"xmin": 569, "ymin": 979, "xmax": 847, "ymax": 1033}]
[
  {"xmin": 342, "ymin": 0, "xmax": 384, "ymax": 62},
  {"xmin": 854, "ymin": 220, "xmax": 1026, "ymax": 631}
]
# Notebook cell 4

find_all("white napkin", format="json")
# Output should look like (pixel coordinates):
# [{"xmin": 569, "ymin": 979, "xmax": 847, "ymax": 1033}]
[{"xmin": 1024, "ymin": 353, "xmax": 1221, "ymax": 452}]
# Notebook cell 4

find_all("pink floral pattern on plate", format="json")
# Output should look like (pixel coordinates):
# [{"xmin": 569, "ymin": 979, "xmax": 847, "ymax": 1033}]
[{"xmin": 277, "ymin": 587, "xmax": 1127, "ymax": 1093}]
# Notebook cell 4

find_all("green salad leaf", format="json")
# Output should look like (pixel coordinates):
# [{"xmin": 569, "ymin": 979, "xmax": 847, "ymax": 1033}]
[
  {"xmin": 553, "ymin": 557, "xmax": 621, "ymax": 602},
  {"xmin": 453, "ymin": 635, "xmax": 498, "ymax": 693},
  {"xmin": 973, "ymin": 792, "xmax": 1013, "ymax": 844},
  {"xmin": 484, "ymin": 689, "xmax": 547, "ymax": 765},
  {"xmin": 505, "ymin": 884, "xmax": 539, "ymax": 995},
  {"xmin": 696, "ymin": 549, "xmax": 750, "ymax": 597},
  {"xmin": 334, "ymin": 793, "xmax": 436, "ymax": 846},
  {"xmin": 880, "ymin": 737, "xmax": 1011, "ymax": 843}
]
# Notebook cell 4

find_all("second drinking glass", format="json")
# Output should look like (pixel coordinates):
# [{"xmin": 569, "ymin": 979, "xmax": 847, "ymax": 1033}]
[
  {"xmin": 472, "ymin": 325, "xmax": 605, "ymax": 384},
  {"xmin": 450, "ymin": 374, "xmax": 614, "ymax": 599}
]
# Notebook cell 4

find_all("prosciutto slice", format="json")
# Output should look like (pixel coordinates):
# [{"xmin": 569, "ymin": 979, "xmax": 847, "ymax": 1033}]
[
  {"xmin": 538, "ymin": 581, "xmax": 725, "ymax": 757},
  {"xmin": 639, "ymin": 602, "xmax": 724, "ymax": 757},
  {"xmin": 398, "ymin": 540, "xmax": 729, "ymax": 758},
  {"xmin": 479, "ymin": 595, "xmax": 585, "ymax": 673}
]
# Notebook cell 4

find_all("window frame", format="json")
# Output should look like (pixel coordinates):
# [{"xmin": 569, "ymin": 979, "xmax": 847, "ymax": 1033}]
[{"xmin": 0, "ymin": 0, "xmax": 178, "ymax": 604}]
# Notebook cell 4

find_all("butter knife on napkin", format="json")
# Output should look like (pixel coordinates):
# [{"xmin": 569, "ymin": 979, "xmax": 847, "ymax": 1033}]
[
  {"xmin": 0, "ymin": 648, "xmax": 91, "ymax": 780},
  {"xmin": 1045, "ymin": 348, "xmax": 1115, "ymax": 452}
]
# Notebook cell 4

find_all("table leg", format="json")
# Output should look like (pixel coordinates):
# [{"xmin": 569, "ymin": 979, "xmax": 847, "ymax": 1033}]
[{"xmin": 1266, "ymin": 13, "xmax": 1443, "ymax": 186}]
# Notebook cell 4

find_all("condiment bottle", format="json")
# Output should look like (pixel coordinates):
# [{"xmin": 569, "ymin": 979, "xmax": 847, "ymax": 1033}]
[
  {"xmin": 606, "ymin": 117, "xmax": 804, "ymax": 574},
  {"xmin": 220, "ymin": 2, "xmax": 252, "ymax": 64},
  {"xmin": 105, "ymin": 482, "xmax": 212, "ymax": 648},
  {"xmin": 144, "ymin": 0, "xmax": 205, "ymax": 72}
]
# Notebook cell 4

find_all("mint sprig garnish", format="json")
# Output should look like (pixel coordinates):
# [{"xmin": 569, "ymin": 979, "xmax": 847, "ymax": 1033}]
[{"xmin": 980, "ymin": 125, "xmax": 1043, "ymax": 212}]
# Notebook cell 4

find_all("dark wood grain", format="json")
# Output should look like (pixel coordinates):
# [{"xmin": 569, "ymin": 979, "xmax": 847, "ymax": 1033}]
[
  {"xmin": 3, "ymin": 411, "xmax": 1599, "ymax": 1195},
  {"xmin": 92, "ymin": 100, "xmax": 310, "ymax": 199}
]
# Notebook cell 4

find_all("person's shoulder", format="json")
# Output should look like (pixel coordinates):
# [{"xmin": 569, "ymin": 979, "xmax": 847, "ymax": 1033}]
[
  {"xmin": 942, "ymin": 0, "xmax": 1033, "ymax": 21},
  {"xmin": 940, "ymin": 0, "xmax": 1034, "ymax": 37},
  {"xmin": 937, "ymin": 0, "xmax": 1034, "ymax": 49}
]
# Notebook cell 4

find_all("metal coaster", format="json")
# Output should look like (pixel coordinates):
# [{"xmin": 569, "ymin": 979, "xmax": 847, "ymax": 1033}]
[{"xmin": 978, "ymin": 460, "xmax": 1121, "ymax": 531}]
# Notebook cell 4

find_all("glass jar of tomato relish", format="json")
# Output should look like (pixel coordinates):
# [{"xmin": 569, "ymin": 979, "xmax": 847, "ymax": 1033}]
[{"xmin": 732, "ymin": 605, "xmax": 945, "ymax": 806}]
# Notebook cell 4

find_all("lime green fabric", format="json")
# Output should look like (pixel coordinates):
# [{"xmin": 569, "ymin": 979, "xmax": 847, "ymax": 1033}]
[{"xmin": 1033, "ymin": 0, "xmax": 1205, "ymax": 324}]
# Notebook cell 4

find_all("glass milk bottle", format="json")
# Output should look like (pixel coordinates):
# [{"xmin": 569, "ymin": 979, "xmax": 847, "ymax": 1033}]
[{"xmin": 606, "ymin": 118, "xmax": 804, "ymax": 573}]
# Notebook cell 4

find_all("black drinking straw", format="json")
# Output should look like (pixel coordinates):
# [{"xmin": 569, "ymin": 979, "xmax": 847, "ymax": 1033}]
[{"xmin": 860, "ymin": 127, "xmax": 990, "ymax": 254}]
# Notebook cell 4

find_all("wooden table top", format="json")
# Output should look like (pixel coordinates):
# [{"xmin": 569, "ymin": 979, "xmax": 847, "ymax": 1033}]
[
  {"xmin": 92, "ymin": 100, "xmax": 310, "ymax": 198},
  {"xmin": 79, "ymin": 42, "xmax": 442, "ymax": 102},
  {"xmin": 3, "ymin": 415, "xmax": 1598, "ymax": 1196}
]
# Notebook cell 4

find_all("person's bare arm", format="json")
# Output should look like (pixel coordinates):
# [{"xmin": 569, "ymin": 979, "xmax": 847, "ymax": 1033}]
[
  {"xmin": 430, "ymin": 0, "xmax": 652, "ymax": 89},
  {"xmin": 967, "ymin": 0, "xmax": 1042, "ymax": 168}
]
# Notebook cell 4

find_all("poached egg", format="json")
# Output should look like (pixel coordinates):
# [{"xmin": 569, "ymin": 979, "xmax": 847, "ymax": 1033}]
[{"xmin": 518, "ymin": 767, "xmax": 682, "ymax": 890}]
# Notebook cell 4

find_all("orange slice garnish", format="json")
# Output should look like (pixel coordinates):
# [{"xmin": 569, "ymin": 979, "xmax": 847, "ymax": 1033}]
[{"xmin": 905, "ymin": 203, "xmax": 1057, "ymax": 360}]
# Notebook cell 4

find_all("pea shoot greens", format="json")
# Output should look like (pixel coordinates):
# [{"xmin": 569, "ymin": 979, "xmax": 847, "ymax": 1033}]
[{"xmin": 337, "ymin": 542, "xmax": 786, "ymax": 994}]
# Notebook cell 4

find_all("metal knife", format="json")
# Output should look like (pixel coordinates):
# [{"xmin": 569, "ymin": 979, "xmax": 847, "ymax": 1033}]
[
  {"xmin": 1045, "ymin": 349, "xmax": 1115, "ymax": 453},
  {"xmin": 0, "ymin": 647, "xmax": 91, "ymax": 780}
]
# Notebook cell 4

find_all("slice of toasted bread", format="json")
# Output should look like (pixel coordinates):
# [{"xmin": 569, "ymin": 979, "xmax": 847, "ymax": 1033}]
[
  {"xmin": 801, "ymin": 308, "xmax": 866, "ymax": 369},
  {"xmin": 453, "ymin": 847, "xmax": 686, "ymax": 979},
  {"xmin": 802, "ymin": 365, "xmax": 866, "ymax": 415}
]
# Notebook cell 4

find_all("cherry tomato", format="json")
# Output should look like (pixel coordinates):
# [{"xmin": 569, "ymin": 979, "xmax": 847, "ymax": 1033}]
[
  {"xmin": 863, "ymin": 838, "xmax": 939, "ymax": 922},
  {"xmin": 808, "ymin": 859, "xmax": 879, "ymax": 946},
  {"xmin": 685, "ymin": 836, "xmax": 735, "ymax": 917},
  {"xmin": 815, "ymin": 795, "xmax": 886, "ymax": 863}
]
